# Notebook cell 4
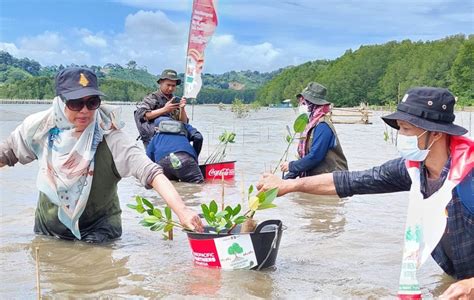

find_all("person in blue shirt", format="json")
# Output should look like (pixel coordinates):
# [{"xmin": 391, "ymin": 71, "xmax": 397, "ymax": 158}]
[
  {"xmin": 281, "ymin": 82, "xmax": 348, "ymax": 179},
  {"xmin": 146, "ymin": 116, "xmax": 204, "ymax": 183},
  {"xmin": 258, "ymin": 87, "xmax": 473, "ymax": 299}
]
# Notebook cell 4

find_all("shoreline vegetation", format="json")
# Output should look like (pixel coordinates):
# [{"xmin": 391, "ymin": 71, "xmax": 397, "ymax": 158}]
[
  {"xmin": 1, "ymin": 99, "xmax": 472, "ymax": 112},
  {"xmin": 1, "ymin": 35, "xmax": 472, "ymax": 108}
]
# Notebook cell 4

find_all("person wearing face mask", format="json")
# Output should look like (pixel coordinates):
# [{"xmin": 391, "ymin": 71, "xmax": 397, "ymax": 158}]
[
  {"xmin": 257, "ymin": 87, "xmax": 473, "ymax": 299},
  {"xmin": 281, "ymin": 82, "xmax": 348, "ymax": 179}
]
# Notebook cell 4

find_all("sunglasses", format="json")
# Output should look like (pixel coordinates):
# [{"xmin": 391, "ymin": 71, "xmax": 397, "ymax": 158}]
[{"xmin": 65, "ymin": 96, "xmax": 101, "ymax": 111}]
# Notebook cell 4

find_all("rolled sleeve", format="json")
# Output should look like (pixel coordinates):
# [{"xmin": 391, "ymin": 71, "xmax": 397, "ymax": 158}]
[
  {"xmin": 105, "ymin": 130, "xmax": 163, "ymax": 188},
  {"xmin": 0, "ymin": 122, "xmax": 37, "ymax": 166},
  {"xmin": 333, "ymin": 158, "xmax": 411, "ymax": 198},
  {"xmin": 136, "ymin": 94, "xmax": 158, "ymax": 122}
]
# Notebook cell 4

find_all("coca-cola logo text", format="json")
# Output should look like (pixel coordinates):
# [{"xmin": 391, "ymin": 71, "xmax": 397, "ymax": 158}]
[{"xmin": 208, "ymin": 168, "xmax": 235, "ymax": 177}]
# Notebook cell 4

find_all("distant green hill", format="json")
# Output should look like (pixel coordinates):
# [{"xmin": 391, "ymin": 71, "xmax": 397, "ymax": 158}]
[
  {"xmin": 257, "ymin": 34, "xmax": 473, "ymax": 107},
  {"xmin": 0, "ymin": 51, "xmax": 278, "ymax": 103},
  {"xmin": 1, "ymin": 34, "xmax": 472, "ymax": 106}
]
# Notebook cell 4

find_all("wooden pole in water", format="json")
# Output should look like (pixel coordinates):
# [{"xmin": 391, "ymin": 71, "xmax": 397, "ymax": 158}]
[{"xmin": 35, "ymin": 247, "xmax": 41, "ymax": 300}]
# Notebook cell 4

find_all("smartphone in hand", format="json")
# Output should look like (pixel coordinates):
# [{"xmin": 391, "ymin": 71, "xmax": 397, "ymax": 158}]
[{"xmin": 171, "ymin": 96, "xmax": 181, "ymax": 104}]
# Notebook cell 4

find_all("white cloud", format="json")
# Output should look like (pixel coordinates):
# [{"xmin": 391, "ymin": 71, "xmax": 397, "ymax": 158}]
[
  {"xmin": 1, "ymin": 1, "xmax": 471, "ymax": 73},
  {"xmin": 82, "ymin": 35, "xmax": 107, "ymax": 48},
  {"xmin": 19, "ymin": 31, "xmax": 62, "ymax": 51},
  {"xmin": 206, "ymin": 35, "xmax": 281, "ymax": 72}
]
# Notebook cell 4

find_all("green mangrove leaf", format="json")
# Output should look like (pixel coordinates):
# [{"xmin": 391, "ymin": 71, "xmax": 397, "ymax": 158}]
[
  {"xmin": 233, "ymin": 216, "xmax": 247, "ymax": 224},
  {"xmin": 233, "ymin": 204, "xmax": 241, "ymax": 216},
  {"xmin": 142, "ymin": 198, "xmax": 154, "ymax": 210},
  {"xmin": 201, "ymin": 203, "xmax": 210, "ymax": 216},
  {"xmin": 215, "ymin": 210, "xmax": 228, "ymax": 218},
  {"xmin": 294, "ymin": 113, "xmax": 309, "ymax": 133},
  {"xmin": 165, "ymin": 207, "xmax": 172, "ymax": 220},
  {"xmin": 164, "ymin": 223, "xmax": 174, "ymax": 233},
  {"xmin": 136, "ymin": 204, "xmax": 145, "ymax": 214},
  {"xmin": 209, "ymin": 200, "xmax": 218, "ymax": 213},
  {"xmin": 150, "ymin": 223, "xmax": 163, "ymax": 231},
  {"xmin": 127, "ymin": 204, "xmax": 137, "ymax": 210},
  {"xmin": 144, "ymin": 215, "xmax": 160, "ymax": 224},
  {"xmin": 139, "ymin": 219, "xmax": 154, "ymax": 227},
  {"xmin": 257, "ymin": 203, "xmax": 277, "ymax": 210},
  {"xmin": 286, "ymin": 135, "xmax": 292, "ymax": 143},
  {"xmin": 248, "ymin": 185, "xmax": 254, "ymax": 195},
  {"xmin": 135, "ymin": 195, "xmax": 143, "ymax": 206},
  {"xmin": 153, "ymin": 208, "xmax": 162, "ymax": 219},
  {"xmin": 249, "ymin": 196, "xmax": 260, "ymax": 211}
]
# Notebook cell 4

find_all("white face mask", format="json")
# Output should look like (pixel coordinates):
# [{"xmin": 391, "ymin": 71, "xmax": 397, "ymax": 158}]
[
  {"xmin": 396, "ymin": 131, "xmax": 434, "ymax": 161},
  {"xmin": 298, "ymin": 104, "xmax": 309, "ymax": 115}
]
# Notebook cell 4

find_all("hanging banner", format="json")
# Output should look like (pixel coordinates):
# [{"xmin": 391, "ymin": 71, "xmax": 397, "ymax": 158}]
[{"xmin": 184, "ymin": 0, "xmax": 218, "ymax": 99}]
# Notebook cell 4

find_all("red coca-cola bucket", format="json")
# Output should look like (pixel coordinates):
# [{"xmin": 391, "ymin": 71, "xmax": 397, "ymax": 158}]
[
  {"xmin": 186, "ymin": 220, "xmax": 284, "ymax": 270},
  {"xmin": 199, "ymin": 161, "xmax": 236, "ymax": 180}
]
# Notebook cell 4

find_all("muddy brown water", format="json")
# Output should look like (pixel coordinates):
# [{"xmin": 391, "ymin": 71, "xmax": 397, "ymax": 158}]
[{"xmin": 0, "ymin": 104, "xmax": 472, "ymax": 298}]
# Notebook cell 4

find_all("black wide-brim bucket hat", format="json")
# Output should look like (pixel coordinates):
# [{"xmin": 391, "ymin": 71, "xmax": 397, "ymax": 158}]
[{"xmin": 382, "ymin": 87, "xmax": 467, "ymax": 136}]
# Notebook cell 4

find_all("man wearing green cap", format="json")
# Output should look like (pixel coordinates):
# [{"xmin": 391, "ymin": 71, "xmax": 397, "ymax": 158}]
[
  {"xmin": 281, "ymin": 82, "xmax": 348, "ymax": 179},
  {"xmin": 134, "ymin": 69, "xmax": 190, "ymax": 147}
]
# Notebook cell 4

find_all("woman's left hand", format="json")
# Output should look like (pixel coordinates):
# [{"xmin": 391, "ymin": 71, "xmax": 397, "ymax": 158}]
[{"xmin": 177, "ymin": 207, "xmax": 203, "ymax": 232}]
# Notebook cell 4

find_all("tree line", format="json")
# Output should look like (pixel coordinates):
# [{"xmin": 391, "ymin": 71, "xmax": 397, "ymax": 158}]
[
  {"xmin": 0, "ymin": 34, "xmax": 472, "ymax": 106},
  {"xmin": 257, "ymin": 34, "xmax": 473, "ymax": 107}
]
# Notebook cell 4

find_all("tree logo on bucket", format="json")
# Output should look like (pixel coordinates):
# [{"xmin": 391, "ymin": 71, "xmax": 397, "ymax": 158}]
[
  {"xmin": 215, "ymin": 235, "xmax": 257, "ymax": 269},
  {"xmin": 228, "ymin": 243, "xmax": 243, "ymax": 257}
]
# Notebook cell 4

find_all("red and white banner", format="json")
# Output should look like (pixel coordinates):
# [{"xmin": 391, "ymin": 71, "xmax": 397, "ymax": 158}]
[{"xmin": 184, "ymin": 0, "xmax": 218, "ymax": 99}]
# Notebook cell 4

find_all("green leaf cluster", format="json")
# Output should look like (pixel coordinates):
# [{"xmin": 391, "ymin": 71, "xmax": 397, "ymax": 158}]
[
  {"xmin": 201, "ymin": 201, "xmax": 247, "ymax": 233},
  {"xmin": 127, "ymin": 196, "xmax": 178, "ymax": 239}
]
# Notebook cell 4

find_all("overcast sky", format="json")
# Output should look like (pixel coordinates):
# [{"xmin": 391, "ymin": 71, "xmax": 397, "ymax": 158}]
[{"xmin": 1, "ymin": 0, "xmax": 472, "ymax": 75}]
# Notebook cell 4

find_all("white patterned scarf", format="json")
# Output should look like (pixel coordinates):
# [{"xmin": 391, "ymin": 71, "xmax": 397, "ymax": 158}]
[{"xmin": 21, "ymin": 96, "xmax": 124, "ymax": 239}]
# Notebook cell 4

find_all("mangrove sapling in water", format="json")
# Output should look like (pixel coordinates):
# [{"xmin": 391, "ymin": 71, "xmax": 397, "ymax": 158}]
[
  {"xmin": 204, "ymin": 130, "xmax": 236, "ymax": 164},
  {"xmin": 127, "ymin": 196, "xmax": 180, "ymax": 240},
  {"xmin": 272, "ymin": 113, "xmax": 309, "ymax": 174},
  {"xmin": 128, "ymin": 187, "xmax": 279, "ymax": 237}
]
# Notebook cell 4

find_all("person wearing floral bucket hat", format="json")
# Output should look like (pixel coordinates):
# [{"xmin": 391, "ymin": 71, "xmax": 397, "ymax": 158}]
[
  {"xmin": 0, "ymin": 67, "xmax": 203, "ymax": 243},
  {"xmin": 134, "ymin": 69, "xmax": 193, "ymax": 147},
  {"xmin": 281, "ymin": 82, "xmax": 348, "ymax": 180},
  {"xmin": 258, "ymin": 87, "xmax": 473, "ymax": 299}
]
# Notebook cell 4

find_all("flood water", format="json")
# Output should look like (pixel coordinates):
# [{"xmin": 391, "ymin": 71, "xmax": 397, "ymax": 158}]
[{"xmin": 0, "ymin": 104, "xmax": 472, "ymax": 298}]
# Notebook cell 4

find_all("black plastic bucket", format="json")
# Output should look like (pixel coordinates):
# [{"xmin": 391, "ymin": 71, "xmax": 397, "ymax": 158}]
[{"xmin": 186, "ymin": 219, "xmax": 284, "ymax": 270}]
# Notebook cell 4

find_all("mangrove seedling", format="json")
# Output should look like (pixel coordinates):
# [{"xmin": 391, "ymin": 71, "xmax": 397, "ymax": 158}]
[
  {"xmin": 201, "ymin": 201, "xmax": 248, "ymax": 233},
  {"xmin": 129, "ymin": 187, "xmax": 279, "ymax": 237},
  {"xmin": 127, "ymin": 196, "xmax": 181, "ymax": 240},
  {"xmin": 272, "ymin": 113, "xmax": 309, "ymax": 174},
  {"xmin": 204, "ymin": 130, "xmax": 236, "ymax": 164}
]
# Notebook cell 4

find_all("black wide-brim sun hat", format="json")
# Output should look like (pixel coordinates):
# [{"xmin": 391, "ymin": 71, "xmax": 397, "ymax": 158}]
[{"xmin": 381, "ymin": 87, "xmax": 467, "ymax": 136}]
